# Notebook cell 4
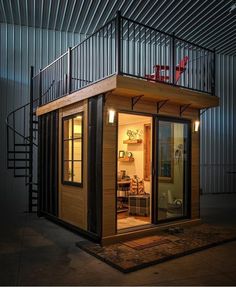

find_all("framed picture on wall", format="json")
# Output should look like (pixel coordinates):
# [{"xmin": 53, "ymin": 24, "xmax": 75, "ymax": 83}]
[{"xmin": 119, "ymin": 150, "xmax": 125, "ymax": 158}]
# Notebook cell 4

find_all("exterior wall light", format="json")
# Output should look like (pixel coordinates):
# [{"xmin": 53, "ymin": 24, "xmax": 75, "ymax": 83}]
[
  {"xmin": 194, "ymin": 120, "xmax": 200, "ymax": 132},
  {"xmin": 108, "ymin": 109, "xmax": 116, "ymax": 124}
]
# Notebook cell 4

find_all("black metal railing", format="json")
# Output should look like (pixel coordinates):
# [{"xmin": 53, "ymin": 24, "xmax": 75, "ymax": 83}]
[{"xmin": 33, "ymin": 12, "xmax": 215, "ymax": 107}]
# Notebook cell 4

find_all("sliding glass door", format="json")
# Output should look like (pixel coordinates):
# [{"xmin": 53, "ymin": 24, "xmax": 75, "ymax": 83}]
[
  {"xmin": 116, "ymin": 113, "xmax": 190, "ymax": 232},
  {"xmin": 157, "ymin": 120, "xmax": 190, "ymax": 221}
]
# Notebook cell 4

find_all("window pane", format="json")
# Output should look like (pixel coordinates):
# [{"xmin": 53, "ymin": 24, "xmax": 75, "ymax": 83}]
[
  {"xmin": 62, "ymin": 113, "xmax": 83, "ymax": 186},
  {"xmin": 64, "ymin": 119, "xmax": 73, "ymax": 139},
  {"xmin": 73, "ymin": 161, "xmax": 82, "ymax": 183},
  {"xmin": 63, "ymin": 140, "xmax": 72, "ymax": 160},
  {"xmin": 158, "ymin": 122, "xmax": 172, "ymax": 178},
  {"xmin": 158, "ymin": 121, "xmax": 189, "ymax": 221},
  {"xmin": 74, "ymin": 139, "xmax": 82, "ymax": 160},
  {"xmin": 64, "ymin": 161, "xmax": 72, "ymax": 182},
  {"xmin": 73, "ymin": 116, "xmax": 82, "ymax": 138}
]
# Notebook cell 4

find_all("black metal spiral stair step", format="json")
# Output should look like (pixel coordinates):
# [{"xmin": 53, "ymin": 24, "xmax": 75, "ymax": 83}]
[
  {"xmin": 15, "ymin": 143, "xmax": 31, "ymax": 146},
  {"xmin": 8, "ymin": 150, "xmax": 30, "ymax": 154},
  {"xmin": 8, "ymin": 166, "xmax": 30, "ymax": 169},
  {"xmin": 8, "ymin": 158, "xmax": 30, "ymax": 161}
]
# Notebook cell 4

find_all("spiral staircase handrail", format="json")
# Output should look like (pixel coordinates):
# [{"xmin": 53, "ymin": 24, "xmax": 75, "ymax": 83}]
[{"xmin": 6, "ymin": 98, "xmax": 39, "ymax": 147}]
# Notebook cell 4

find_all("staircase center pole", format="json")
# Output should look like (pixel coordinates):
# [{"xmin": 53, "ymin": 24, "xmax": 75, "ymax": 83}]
[{"xmin": 29, "ymin": 66, "xmax": 34, "ymax": 213}]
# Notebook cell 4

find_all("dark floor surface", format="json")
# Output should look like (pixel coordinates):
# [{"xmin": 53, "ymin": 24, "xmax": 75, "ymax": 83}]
[{"xmin": 0, "ymin": 193, "xmax": 236, "ymax": 286}]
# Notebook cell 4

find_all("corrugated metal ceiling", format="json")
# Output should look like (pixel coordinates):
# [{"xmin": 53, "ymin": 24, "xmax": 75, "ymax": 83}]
[{"xmin": 0, "ymin": 0, "xmax": 235, "ymax": 55}]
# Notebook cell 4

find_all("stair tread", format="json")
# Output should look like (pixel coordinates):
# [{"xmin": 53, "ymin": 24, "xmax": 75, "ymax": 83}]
[
  {"xmin": 8, "ymin": 151, "xmax": 30, "ymax": 153},
  {"xmin": 9, "ymin": 166, "xmax": 30, "ymax": 169},
  {"xmin": 8, "ymin": 158, "xmax": 30, "ymax": 161}
]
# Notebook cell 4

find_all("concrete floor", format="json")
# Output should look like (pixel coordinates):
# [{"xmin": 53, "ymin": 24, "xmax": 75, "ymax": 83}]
[{"xmin": 1, "ymin": 193, "xmax": 236, "ymax": 286}]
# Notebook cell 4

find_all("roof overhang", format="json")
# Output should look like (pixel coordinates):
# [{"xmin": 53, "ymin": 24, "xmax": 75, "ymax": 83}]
[{"xmin": 36, "ymin": 75, "xmax": 219, "ymax": 116}]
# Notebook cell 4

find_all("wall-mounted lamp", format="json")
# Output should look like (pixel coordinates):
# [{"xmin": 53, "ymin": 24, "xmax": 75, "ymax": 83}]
[
  {"xmin": 108, "ymin": 109, "xmax": 116, "ymax": 124},
  {"xmin": 193, "ymin": 120, "xmax": 200, "ymax": 132}
]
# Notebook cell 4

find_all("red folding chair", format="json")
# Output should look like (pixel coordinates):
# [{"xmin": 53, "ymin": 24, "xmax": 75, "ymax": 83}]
[{"xmin": 145, "ymin": 56, "xmax": 189, "ymax": 83}]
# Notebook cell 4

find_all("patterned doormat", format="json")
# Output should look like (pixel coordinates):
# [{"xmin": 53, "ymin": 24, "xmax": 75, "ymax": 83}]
[{"xmin": 76, "ymin": 224, "xmax": 236, "ymax": 273}]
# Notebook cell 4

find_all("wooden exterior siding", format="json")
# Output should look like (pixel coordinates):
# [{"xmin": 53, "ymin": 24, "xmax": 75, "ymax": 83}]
[
  {"xmin": 102, "ymin": 94, "xmax": 200, "ymax": 237},
  {"xmin": 58, "ymin": 100, "xmax": 88, "ymax": 230},
  {"xmin": 102, "ymin": 110, "xmax": 117, "ymax": 237}
]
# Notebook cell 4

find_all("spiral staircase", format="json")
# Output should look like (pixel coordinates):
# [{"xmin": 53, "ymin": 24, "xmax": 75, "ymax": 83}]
[{"xmin": 6, "ymin": 67, "xmax": 39, "ymax": 212}]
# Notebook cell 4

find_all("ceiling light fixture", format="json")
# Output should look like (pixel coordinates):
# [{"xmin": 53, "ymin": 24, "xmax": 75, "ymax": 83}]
[{"xmin": 229, "ymin": 1, "xmax": 236, "ymax": 14}]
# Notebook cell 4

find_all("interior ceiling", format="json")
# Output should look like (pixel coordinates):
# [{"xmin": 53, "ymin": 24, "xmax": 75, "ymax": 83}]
[{"xmin": 0, "ymin": 0, "xmax": 235, "ymax": 55}]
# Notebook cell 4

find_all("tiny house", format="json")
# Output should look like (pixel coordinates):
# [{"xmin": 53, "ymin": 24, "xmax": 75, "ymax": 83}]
[{"xmin": 24, "ymin": 13, "xmax": 219, "ymax": 244}]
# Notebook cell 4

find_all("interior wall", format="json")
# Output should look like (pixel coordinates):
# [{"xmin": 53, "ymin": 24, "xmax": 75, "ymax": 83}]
[
  {"xmin": 118, "ymin": 117, "xmax": 152, "ymax": 193},
  {"xmin": 200, "ymin": 54, "xmax": 236, "ymax": 194}
]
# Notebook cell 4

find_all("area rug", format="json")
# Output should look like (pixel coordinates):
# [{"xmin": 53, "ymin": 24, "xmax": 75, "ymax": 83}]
[
  {"xmin": 76, "ymin": 224, "xmax": 236, "ymax": 273},
  {"xmin": 123, "ymin": 235, "xmax": 172, "ymax": 250},
  {"xmin": 117, "ymin": 217, "xmax": 149, "ymax": 230}
]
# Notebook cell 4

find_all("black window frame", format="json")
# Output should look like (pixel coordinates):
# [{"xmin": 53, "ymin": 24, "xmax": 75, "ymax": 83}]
[{"xmin": 62, "ymin": 112, "xmax": 83, "ymax": 187}]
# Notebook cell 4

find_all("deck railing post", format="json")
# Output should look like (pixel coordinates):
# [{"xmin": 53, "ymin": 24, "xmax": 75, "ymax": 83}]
[
  {"xmin": 39, "ymin": 69, "xmax": 42, "ymax": 106},
  {"xmin": 172, "ymin": 32, "xmax": 176, "ymax": 85},
  {"xmin": 212, "ymin": 48, "xmax": 216, "ymax": 95},
  {"xmin": 115, "ymin": 11, "xmax": 121, "ymax": 75},
  {"xmin": 68, "ymin": 47, "xmax": 72, "ymax": 94}
]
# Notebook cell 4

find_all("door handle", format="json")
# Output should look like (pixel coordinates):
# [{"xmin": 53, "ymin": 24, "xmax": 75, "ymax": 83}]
[{"xmin": 152, "ymin": 167, "xmax": 156, "ymax": 176}]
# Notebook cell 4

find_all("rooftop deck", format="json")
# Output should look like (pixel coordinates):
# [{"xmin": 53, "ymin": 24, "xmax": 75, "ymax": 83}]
[{"xmin": 33, "ymin": 12, "xmax": 217, "ymax": 109}]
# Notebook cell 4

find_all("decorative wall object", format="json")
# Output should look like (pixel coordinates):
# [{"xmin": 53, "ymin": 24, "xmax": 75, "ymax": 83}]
[{"xmin": 126, "ymin": 129, "xmax": 143, "ymax": 140}]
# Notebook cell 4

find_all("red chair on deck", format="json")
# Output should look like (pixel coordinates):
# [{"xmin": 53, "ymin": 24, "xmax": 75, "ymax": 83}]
[{"xmin": 145, "ymin": 56, "xmax": 189, "ymax": 84}]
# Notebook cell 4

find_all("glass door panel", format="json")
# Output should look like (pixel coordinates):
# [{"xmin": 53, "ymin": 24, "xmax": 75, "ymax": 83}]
[
  {"xmin": 117, "ymin": 113, "xmax": 152, "ymax": 230},
  {"xmin": 157, "ymin": 121, "xmax": 189, "ymax": 221}
]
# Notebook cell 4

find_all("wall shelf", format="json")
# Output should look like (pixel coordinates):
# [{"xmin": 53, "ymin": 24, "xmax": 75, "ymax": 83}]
[
  {"xmin": 123, "ymin": 139, "xmax": 142, "ymax": 144},
  {"xmin": 118, "ymin": 157, "xmax": 134, "ymax": 162}
]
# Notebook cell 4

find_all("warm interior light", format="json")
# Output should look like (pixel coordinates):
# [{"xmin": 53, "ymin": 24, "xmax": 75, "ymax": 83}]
[
  {"xmin": 194, "ymin": 120, "xmax": 200, "ymax": 132},
  {"xmin": 108, "ymin": 109, "xmax": 115, "ymax": 124}
]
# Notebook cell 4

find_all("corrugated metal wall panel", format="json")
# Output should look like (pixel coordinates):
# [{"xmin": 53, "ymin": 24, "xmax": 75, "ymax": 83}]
[
  {"xmin": 0, "ymin": 22, "xmax": 235, "ymax": 211},
  {"xmin": 1, "ymin": 0, "xmax": 236, "ymax": 55},
  {"xmin": 200, "ymin": 54, "xmax": 236, "ymax": 194},
  {"xmin": 0, "ymin": 23, "xmax": 81, "ymax": 209}
]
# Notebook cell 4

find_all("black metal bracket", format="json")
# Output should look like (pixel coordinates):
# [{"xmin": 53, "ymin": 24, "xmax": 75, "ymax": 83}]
[
  {"xmin": 180, "ymin": 104, "xmax": 191, "ymax": 117},
  {"xmin": 131, "ymin": 95, "xmax": 143, "ymax": 110},
  {"xmin": 103, "ymin": 92, "xmax": 112, "ymax": 104},
  {"xmin": 200, "ymin": 108, "xmax": 209, "ymax": 116},
  {"xmin": 156, "ymin": 100, "xmax": 169, "ymax": 114}
]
